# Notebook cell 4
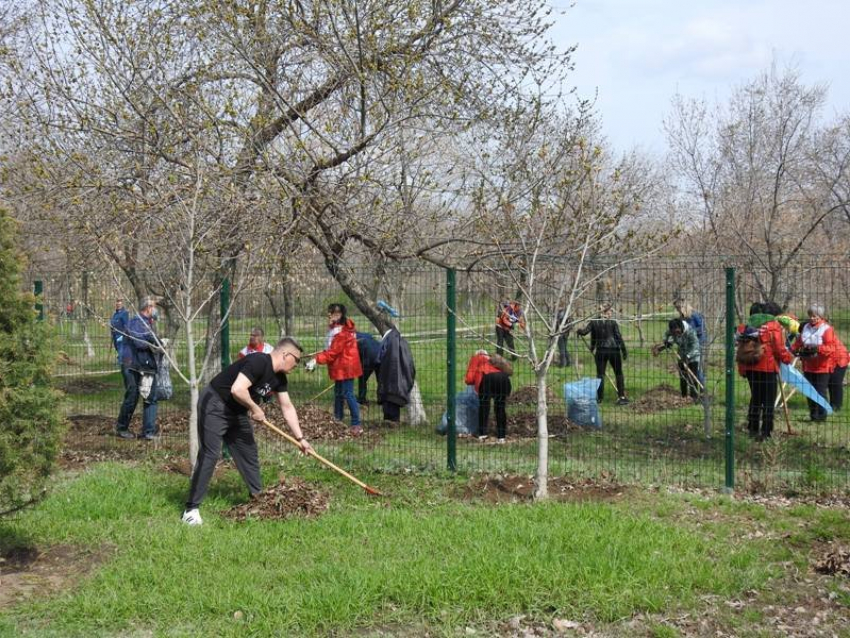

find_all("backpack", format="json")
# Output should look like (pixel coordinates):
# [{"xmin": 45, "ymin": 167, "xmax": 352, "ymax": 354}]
[{"xmin": 735, "ymin": 325, "xmax": 764, "ymax": 365}]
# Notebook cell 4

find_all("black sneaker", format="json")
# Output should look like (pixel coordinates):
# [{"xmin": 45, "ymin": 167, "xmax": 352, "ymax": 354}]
[
  {"xmin": 116, "ymin": 429, "xmax": 136, "ymax": 440},
  {"xmin": 616, "ymin": 397, "xmax": 630, "ymax": 406}
]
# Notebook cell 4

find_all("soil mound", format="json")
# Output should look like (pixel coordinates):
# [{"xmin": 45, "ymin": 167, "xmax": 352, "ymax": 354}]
[
  {"xmin": 631, "ymin": 384, "xmax": 695, "ymax": 413},
  {"xmin": 223, "ymin": 476, "xmax": 330, "ymax": 521},
  {"xmin": 505, "ymin": 413, "xmax": 579, "ymax": 439},
  {"xmin": 464, "ymin": 474, "xmax": 627, "ymax": 503},
  {"xmin": 508, "ymin": 385, "xmax": 558, "ymax": 406}
]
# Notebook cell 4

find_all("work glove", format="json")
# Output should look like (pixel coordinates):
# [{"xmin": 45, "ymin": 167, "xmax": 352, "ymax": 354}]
[{"xmin": 305, "ymin": 358, "xmax": 317, "ymax": 372}]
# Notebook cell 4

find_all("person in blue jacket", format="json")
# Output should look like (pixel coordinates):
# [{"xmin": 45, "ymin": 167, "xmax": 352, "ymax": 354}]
[
  {"xmin": 356, "ymin": 331, "xmax": 382, "ymax": 405},
  {"xmin": 674, "ymin": 299, "xmax": 707, "ymax": 387},
  {"xmin": 109, "ymin": 298, "xmax": 129, "ymax": 358},
  {"xmin": 115, "ymin": 296, "xmax": 161, "ymax": 440}
]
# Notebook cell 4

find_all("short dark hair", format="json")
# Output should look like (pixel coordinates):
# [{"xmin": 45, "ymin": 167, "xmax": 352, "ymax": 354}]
[
  {"xmin": 275, "ymin": 336, "xmax": 303, "ymax": 353},
  {"xmin": 668, "ymin": 318, "xmax": 685, "ymax": 333},
  {"xmin": 749, "ymin": 302, "xmax": 764, "ymax": 316},
  {"xmin": 762, "ymin": 301, "xmax": 782, "ymax": 316}
]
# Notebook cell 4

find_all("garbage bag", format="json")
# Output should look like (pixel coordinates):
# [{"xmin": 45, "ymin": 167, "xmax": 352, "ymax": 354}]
[
  {"xmin": 564, "ymin": 378, "xmax": 602, "ymax": 429},
  {"xmin": 437, "ymin": 385, "xmax": 479, "ymax": 435},
  {"xmin": 156, "ymin": 354, "xmax": 173, "ymax": 401}
]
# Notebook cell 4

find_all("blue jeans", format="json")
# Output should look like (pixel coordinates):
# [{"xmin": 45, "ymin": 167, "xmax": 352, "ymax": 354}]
[
  {"xmin": 334, "ymin": 379, "xmax": 361, "ymax": 427},
  {"xmin": 116, "ymin": 366, "xmax": 158, "ymax": 436}
]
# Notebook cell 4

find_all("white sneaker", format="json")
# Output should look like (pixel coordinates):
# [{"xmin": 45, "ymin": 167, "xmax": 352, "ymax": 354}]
[
  {"xmin": 181, "ymin": 508, "xmax": 203, "ymax": 526},
  {"xmin": 497, "ymin": 438, "xmax": 506, "ymax": 444}
]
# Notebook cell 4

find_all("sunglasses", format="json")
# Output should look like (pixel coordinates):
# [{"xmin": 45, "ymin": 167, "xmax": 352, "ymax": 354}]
[{"xmin": 284, "ymin": 352, "xmax": 301, "ymax": 364}]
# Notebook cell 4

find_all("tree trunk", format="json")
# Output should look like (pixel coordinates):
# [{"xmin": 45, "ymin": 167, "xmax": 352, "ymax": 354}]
[{"xmin": 533, "ymin": 371, "xmax": 549, "ymax": 500}]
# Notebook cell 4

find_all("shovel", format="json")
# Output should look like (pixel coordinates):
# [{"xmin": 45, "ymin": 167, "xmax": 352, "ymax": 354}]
[{"xmin": 261, "ymin": 419, "xmax": 383, "ymax": 497}]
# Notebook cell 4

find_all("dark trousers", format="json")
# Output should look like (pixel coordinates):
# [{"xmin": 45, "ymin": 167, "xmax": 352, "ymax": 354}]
[
  {"xmin": 116, "ymin": 366, "xmax": 158, "ymax": 436},
  {"xmin": 495, "ymin": 325, "xmax": 516, "ymax": 359},
  {"xmin": 186, "ymin": 387, "xmax": 262, "ymax": 510},
  {"xmin": 829, "ymin": 366, "xmax": 846, "ymax": 411},
  {"xmin": 745, "ymin": 370, "xmax": 777, "ymax": 437},
  {"xmin": 557, "ymin": 335, "xmax": 571, "ymax": 367},
  {"xmin": 382, "ymin": 401, "xmax": 401, "ymax": 422},
  {"xmin": 358, "ymin": 366, "xmax": 377, "ymax": 403},
  {"xmin": 594, "ymin": 350, "xmax": 625, "ymax": 401},
  {"xmin": 678, "ymin": 360, "xmax": 701, "ymax": 399},
  {"xmin": 478, "ymin": 372, "xmax": 512, "ymax": 439},
  {"xmin": 804, "ymin": 371, "xmax": 831, "ymax": 421}
]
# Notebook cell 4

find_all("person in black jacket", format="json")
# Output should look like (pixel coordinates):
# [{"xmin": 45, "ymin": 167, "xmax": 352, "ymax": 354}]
[
  {"xmin": 576, "ymin": 304, "xmax": 629, "ymax": 405},
  {"xmin": 355, "ymin": 331, "xmax": 382, "ymax": 405},
  {"xmin": 376, "ymin": 327, "xmax": 416, "ymax": 422}
]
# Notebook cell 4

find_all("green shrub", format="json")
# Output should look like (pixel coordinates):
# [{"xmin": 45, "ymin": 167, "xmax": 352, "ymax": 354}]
[{"xmin": 0, "ymin": 208, "xmax": 64, "ymax": 514}]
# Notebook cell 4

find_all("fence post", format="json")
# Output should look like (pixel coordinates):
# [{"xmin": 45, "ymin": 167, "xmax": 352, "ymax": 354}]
[
  {"xmin": 33, "ymin": 280, "xmax": 44, "ymax": 321},
  {"xmin": 446, "ymin": 268, "xmax": 457, "ymax": 472},
  {"xmin": 220, "ymin": 276, "xmax": 231, "ymax": 369},
  {"xmin": 724, "ymin": 267, "xmax": 735, "ymax": 493}
]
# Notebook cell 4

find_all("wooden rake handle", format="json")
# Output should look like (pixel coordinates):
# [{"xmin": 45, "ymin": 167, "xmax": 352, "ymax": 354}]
[{"xmin": 260, "ymin": 420, "xmax": 383, "ymax": 496}]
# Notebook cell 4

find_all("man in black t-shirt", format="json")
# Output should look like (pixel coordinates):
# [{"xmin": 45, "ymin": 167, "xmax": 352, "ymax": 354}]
[{"xmin": 182, "ymin": 337, "xmax": 312, "ymax": 525}]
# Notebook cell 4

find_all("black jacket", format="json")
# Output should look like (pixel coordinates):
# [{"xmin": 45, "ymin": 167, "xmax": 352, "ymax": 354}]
[
  {"xmin": 577, "ymin": 319, "xmax": 627, "ymax": 357},
  {"xmin": 356, "ymin": 332, "xmax": 382, "ymax": 371},
  {"xmin": 376, "ymin": 329, "xmax": 416, "ymax": 406}
]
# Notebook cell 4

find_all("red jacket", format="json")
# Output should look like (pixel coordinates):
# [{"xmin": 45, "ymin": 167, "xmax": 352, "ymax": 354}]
[
  {"xmin": 792, "ymin": 319, "xmax": 836, "ymax": 374},
  {"xmin": 833, "ymin": 335, "xmax": 849, "ymax": 369},
  {"xmin": 464, "ymin": 353, "xmax": 502, "ymax": 394},
  {"xmin": 316, "ymin": 319, "xmax": 363, "ymax": 381},
  {"xmin": 737, "ymin": 320, "xmax": 792, "ymax": 375}
]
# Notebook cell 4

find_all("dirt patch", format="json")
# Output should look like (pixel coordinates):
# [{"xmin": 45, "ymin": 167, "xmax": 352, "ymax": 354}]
[
  {"xmin": 508, "ymin": 384, "xmax": 559, "ymax": 406},
  {"xmin": 504, "ymin": 412, "xmax": 583, "ymax": 439},
  {"xmin": 814, "ymin": 545, "xmax": 850, "ymax": 578},
  {"xmin": 463, "ymin": 474, "xmax": 628, "ymax": 504},
  {"xmin": 223, "ymin": 476, "xmax": 330, "ymax": 521},
  {"xmin": 259, "ymin": 402, "xmax": 390, "ymax": 442},
  {"xmin": 65, "ymin": 411, "xmax": 190, "ymax": 438},
  {"xmin": 631, "ymin": 384, "xmax": 696, "ymax": 413},
  {"xmin": 0, "ymin": 544, "xmax": 111, "ymax": 609},
  {"xmin": 56, "ymin": 376, "xmax": 117, "ymax": 395}
]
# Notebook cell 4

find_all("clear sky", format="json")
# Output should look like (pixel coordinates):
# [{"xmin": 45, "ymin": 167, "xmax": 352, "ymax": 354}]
[{"xmin": 549, "ymin": 0, "xmax": 850, "ymax": 155}]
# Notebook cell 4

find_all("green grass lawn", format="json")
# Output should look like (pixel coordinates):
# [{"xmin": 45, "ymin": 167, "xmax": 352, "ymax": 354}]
[{"xmin": 3, "ymin": 457, "xmax": 850, "ymax": 637}]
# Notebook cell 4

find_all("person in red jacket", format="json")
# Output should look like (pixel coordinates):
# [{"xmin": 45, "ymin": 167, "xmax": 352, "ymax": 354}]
[
  {"xmin": 828, "ymin": 332, "xmax": 848, "ymax": 411},
  {"xmin": 306, "ymin": 304, "xmax": 364, "ymax": 435},
  {"xmin": 791, "ymin": 303, "xmax": 837, "ymax": 422},
  {"xmin": 464, "ymin": 349, "xmax": 512, "ymax": 443},
  {"xmin": 737, "ymin": 302, "xmax": 793, "ymax": 440}
]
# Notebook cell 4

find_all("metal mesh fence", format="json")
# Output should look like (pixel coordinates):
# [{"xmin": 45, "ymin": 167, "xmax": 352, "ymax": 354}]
[{"xmin": 26, "ymin": 257, "xmax": 850, "ymax": 493}]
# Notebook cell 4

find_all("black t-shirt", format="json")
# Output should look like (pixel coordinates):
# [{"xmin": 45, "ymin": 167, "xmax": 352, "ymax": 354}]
[{"xmin": 209, "ymin": 353, "xmax": 288, "ymax": 413}]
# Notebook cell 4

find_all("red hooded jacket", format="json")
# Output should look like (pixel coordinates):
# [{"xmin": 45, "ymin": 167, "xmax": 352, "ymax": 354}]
[
  {"xmin": 737, "ymin": 319, "xmax": 792, "ymax": 375},
  {"xmin": 792, "ymin": 319, "xmax": 836, "ymax": 374},
  {"xmin": 464, "ymin": 353, "xmax": 502, "ymax": 394},
  {"xmin": 316, "ymin": 319, "xmax": 363, "ymax": 381}
]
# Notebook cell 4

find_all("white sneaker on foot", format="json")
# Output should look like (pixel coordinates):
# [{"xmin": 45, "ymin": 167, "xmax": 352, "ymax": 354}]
[
  {"xmin": 181, "ymin": 508, "xmax": 203, "ymax": 526},
  {"xmin": 497, "ymin": 438, "xmax": 506, "ymax": 444}
]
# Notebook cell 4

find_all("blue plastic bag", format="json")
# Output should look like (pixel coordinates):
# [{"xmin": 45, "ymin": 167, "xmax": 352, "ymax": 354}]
[
  {"xmin": 437, "ymin": 386, "xmax": 479, "ymax": 435},
  {"xmin": 564, "ymin": 378, "xmax": 602, "ymax": 429}
]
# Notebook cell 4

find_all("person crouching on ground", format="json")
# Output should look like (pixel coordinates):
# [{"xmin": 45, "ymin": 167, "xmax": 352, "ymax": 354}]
[
  {"xmin": 237, "ymin": 326, "xmax": 274, "ymax": 358},
  {"xmin": 792, "ymin": 303, "xmax": 837, "ymax": 422},
  {"xmin": 306, "ymin": 304, "xmax": 364, "ymax": 436},
  {"xmin": 182, "ymin": 337, "xmax": 311, "ymax": 526},
  {"xmin": 736, "ymin": 303, "xmax": 793, "ymax": 440},
  {"xmin": 464, "ymin": 349, "xmax": 513, "ymax": 443},
  {"xmin": 651, "ymin": 318, "xmax": 702, "ymax": 403}
]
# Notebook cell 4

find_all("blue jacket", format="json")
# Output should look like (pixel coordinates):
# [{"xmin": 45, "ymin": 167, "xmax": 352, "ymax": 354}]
[
  {"xmin": 110, "ymin": 308, "xmax": 129, "ymax": 353},
  {"xmin": 684, "ymin": 312, "xmax": 707, "ymax": 347},
  {"xmin": 356, "ymin": 332, "xmax": 381, "ymax": 371},
  {"xmin": 120, "ymin": 314, "xmax": 159, "ymax": 372}
]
